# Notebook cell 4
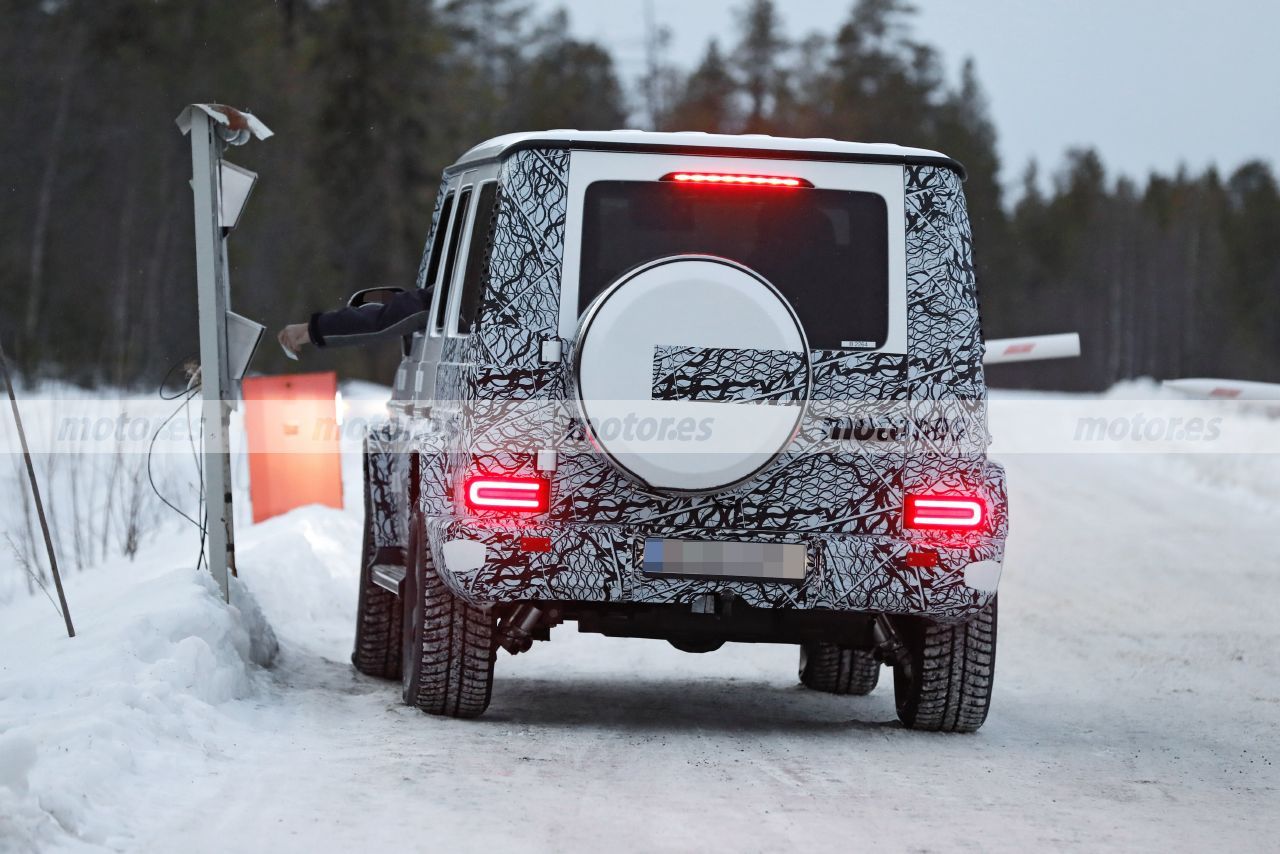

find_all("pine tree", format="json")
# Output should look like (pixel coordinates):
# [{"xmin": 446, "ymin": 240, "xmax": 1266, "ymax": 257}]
[
  {"xmin": 513, "ymin": 12, "xmax": 627, "ymax": 131},
  {"xmin": 666, "ymin": 40, "xmax": 738, "ymax": 133},
  {"xmin": 731, "ymin": 0, "xmax": 788, "ymax": 134}
]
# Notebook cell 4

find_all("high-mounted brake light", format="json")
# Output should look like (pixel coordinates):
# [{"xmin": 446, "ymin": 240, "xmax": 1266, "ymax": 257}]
[
  {"xmin": 464, "ymin": 476, "xmax": 549, "ymax": 514},
  {"xmin": 662, "ymin": 172, "xmax": 813, "ymax": 189},
  {"xmin": 904, "ymin": 494, "xmax": 986, "ymax": 532}
]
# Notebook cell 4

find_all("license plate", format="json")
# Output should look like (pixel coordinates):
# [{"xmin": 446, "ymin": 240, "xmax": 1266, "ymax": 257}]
[{"xmin": 642, "ymin": 538, "xmax": 806, "ymax": 582}]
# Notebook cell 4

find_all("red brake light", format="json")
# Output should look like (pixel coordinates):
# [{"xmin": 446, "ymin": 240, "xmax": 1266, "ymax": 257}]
[
  {"xmin": 662, "ymin": 172, "xmax": 813, "ymax": 189},
  {"xmin": 905, "ymin": 494, "xmax": 986, "ymax": 532},
  {"xmin": 464, "ymin": 476, "xmax": 549, "ymax": 514}
]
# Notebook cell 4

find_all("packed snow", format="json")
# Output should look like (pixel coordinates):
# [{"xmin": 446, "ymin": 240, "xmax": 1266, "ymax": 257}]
[{"xmin": 1, "ymin": 383, "xmax": 1277, "ymax": 852}]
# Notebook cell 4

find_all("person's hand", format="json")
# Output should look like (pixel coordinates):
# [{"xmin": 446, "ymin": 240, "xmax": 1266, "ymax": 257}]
[{"xmin": 277, "ymin": 323, "xmax": 310, "ymax": 356}]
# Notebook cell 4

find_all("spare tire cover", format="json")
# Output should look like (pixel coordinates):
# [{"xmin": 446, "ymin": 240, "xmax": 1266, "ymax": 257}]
[{"xmin": 573, "ymin": 255, "xmax": 811, "ymax": 494}]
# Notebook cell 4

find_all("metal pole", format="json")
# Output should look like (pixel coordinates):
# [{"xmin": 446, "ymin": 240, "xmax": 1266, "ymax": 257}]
[
  {"xmin": 0, "ymin": 337, "xmax": 74, "ymax": 637},
  {"xmin": 217, "ymin": 233, "xmax": 238, "ymax": 580},
  {"xmin": 186, "ymin": 111, "xmax": 233, "ymax": 602}
]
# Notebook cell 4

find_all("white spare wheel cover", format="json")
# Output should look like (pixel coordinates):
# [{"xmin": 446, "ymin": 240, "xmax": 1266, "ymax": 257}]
[{"xmin": 574, "ymin": 255, "xmax": 811, "ymax": 494}]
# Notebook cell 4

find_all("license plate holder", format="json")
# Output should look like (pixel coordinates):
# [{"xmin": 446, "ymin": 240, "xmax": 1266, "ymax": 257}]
[{"xmin": 641, "ymin": 538, "xmax": 806, "ymax": 583}]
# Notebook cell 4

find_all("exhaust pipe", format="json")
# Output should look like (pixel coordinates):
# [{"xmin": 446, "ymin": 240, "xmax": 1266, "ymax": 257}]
[{"xmin": 872, "ymin": 614, "xmax": 912, "ymax": 682}]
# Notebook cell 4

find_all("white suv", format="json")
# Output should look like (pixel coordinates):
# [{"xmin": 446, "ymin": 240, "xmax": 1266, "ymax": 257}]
[{"xmin": 352, "ymin": 131, "xmax": 1005, "ymax": 732}]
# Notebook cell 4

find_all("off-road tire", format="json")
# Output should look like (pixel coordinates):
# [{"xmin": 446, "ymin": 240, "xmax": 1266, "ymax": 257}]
[
  {"xmin": 401, "ymin": 515, "xmax": 496, "ymax": 718},
  {"xmin": 798, "ymin": 643, "xmax": 880, "ymax": 695},
  {"xmin": 892, "ymin": 597, "xmax": 997, "ymax": 733},
  {"xmin": 351, "ymin": 461, "xmax": 403, "ymax": 680}
]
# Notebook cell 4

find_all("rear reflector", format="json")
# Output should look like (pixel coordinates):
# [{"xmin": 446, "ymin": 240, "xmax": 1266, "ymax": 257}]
[
  {"xmin": 904, "ymin": 494, "xmax": 986, "ymax": 532},
  {"xmin": 464, "ymin": 476, "xmax": 549, "ymax": 514},
  {"xmin": 662, "ymin": 172, "xmax": 813, "ymax": 189},
  {"xmin": 905, "ymin": 550, "xmax": 939, "ymax": 568},
  {"xmin": 520, "ymin": 536, "xmax": 552, "ymax": 552}
]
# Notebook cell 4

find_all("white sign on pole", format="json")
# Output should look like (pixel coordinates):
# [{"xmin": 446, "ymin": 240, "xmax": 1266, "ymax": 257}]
[{"xmin": 219, "ymin": 161, "xmax": 258, "ymax": 230}]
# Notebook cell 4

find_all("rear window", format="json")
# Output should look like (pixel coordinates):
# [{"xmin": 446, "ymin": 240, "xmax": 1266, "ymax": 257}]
[
  {"xmin": 579, "ymin": 181, "xmax": 889, "ymax": 350},
  {"xmin": 422, "ymin": 191, "xmax": 455, "ymax": 289},
  {"xmin": 433, "ymin": 186, "xmax": 471, "ymax": 333},
  {"xmin": 456, "ymin": 181, "xmax": 499, "ymax": 335}
]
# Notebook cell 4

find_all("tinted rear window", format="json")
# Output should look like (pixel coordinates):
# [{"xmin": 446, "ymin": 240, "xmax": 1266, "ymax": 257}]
[
  {"xmin": 456, "ymin": 181, "xmax": 499, "ymax": 335},
  {"xmin": 423, "ymin": 191, "xmax": 455, "ymax": 289},
  {"xmin": 433, "ymin": 186, "xmax": 471, "ymax": 332},
  {"xmin": 579, "ymin": 181, "xmax": 889, "ymax": 350}
]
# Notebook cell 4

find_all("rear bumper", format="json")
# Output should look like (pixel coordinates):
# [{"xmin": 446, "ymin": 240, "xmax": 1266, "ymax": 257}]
[{"xmin": 423, "ymin": 518, "xmax": 1003, "ymax": 624}]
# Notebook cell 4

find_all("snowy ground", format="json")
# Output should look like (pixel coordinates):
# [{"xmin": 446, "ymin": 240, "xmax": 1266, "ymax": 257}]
[{"xmin": 2, "ymin": 385, "xmax": 1277, "ymax": 852}]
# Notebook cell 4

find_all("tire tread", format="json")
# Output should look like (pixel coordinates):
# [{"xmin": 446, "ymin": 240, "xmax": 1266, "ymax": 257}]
[
  {"xmin": 799, "ymin": 642, "xmax": 880, "ymax": 696},
  {"xmin": 894, "ymin": 598, "xmax": 997, "ymax": 733},
  {"xmin": 352, "ymin": 461, "xmax": 403, "ymax": 680},
  {"xmin": 402, "ymin": 517, "xmax": 495, "ymax": 718}
]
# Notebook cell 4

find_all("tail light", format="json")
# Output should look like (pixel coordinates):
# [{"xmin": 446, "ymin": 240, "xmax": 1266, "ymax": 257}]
[
  {"xmin": 464, "ymin": 475, "xmax": 549, "ymax": 514},
  {"xmin": 662, "ymin": 171, "xmax": 813, "ymax": 189},
  {"xmin": 904, "ymin": 494, "xmax": 986, "ymax": 532}
]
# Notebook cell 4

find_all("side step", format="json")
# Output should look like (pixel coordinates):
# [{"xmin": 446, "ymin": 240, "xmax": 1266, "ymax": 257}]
[
  {"xmin": 372, "ymin": 564, "xmax": 407, "ymax": 595},
  {"xmin": 369, "ymin": 546, "xmax": 407, "ymax": 596}
]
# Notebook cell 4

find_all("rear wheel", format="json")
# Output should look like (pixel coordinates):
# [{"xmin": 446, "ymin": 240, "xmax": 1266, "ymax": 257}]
[
  {"xmin": 798, "ymin": 643, "xmax": 880, "ymax": 695},
  {"xmin": 401, "ymin": 515, "xmax": 497, "ymax": 718},
  {"xmin": 351, "ymin": 462, "xmax": 402, "ymax": 680},
  {"xmin": 892, "ymin": 598, "xmax": 997, "ymax": 733}
]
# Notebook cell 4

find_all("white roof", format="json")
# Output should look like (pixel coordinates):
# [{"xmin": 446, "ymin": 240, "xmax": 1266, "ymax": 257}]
[{"xmin": 453, "ymin": 130, "xmax": 959, "ymax": 172}]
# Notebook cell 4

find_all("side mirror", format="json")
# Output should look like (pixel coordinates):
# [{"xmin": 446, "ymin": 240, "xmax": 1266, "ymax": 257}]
[{"xmin": 346, "ymin": 286, "xmax": 405, "ymax": 308}]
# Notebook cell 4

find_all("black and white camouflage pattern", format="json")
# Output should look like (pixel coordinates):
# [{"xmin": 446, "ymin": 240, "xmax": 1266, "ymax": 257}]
[
  {"xmin": 902, "ymin": 164, "xmax": 993, "ymax": 547},
  {"xmin": 382, "ymin": 152, "xmax": 1004, "ymax": 622},
  {"xmin": 651, "ymin": 345, "xmax": 807, "ymax": 404},
  {"xmin": 422, "ymin": 518, "xmax": 1003, "ymax": 623},
  {"xmin": 471, "ymin": 148, "xmax": 569, "ymax": 377},
  {"xmin": 366, "ymin": 423, "xmax": 409, "ymax": 550}
]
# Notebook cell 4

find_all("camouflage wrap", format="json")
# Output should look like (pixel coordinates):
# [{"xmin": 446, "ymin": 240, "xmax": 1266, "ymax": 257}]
[
  {"xmin": 366, "ymin": 422, "xmax": 410, "ymax": 550},
  {"xmin": 423, "ymin": 517, "xmax": 1000, "ymax": 624},
  {"xmin": 383, "ymin": 153, "xmax": 1004, "ymax": 622},
  {"xmin": 650, "ymin": 346, "xmax": 807, "ymax": 404}
]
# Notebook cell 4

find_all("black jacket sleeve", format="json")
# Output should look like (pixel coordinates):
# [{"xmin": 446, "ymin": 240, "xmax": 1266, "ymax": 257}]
[{"xmin": 308, "ymin": 288, "xmax": 433, "ymax": 348}]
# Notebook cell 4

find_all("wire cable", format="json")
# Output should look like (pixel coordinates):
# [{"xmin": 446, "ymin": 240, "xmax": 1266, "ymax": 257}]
[
  {"xmin": 152, "ymin": 356, "xmax": 215, "ymax": 575},
  {"xmin": 158, "ymin": 353, "xmax": 199, "ymax": 400},
  {"xmin": 146, "ymin": 386, "xmax": 204, "ymax": 533},
  {"xmin": 151, "ymin": 310, "xmax": 222, "ymax": 576},
  {"xmin": 181, "ymin": 367, "xmax": 207, "ymax": 574}
]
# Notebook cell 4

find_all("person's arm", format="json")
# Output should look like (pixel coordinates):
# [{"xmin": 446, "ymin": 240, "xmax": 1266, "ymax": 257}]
[
  {"xmin": 277, "ymin": 287, "xmax": 433, "ymax": 354},
  {"xmin": 309, "ymin": 287, "xmax": 434, "ymax": 348}
]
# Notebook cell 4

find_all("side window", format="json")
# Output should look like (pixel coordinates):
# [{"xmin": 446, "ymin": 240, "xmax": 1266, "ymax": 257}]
[
  {"xmin": 423, "ymin": 191, "xmax": 455, "ymax": 290},
  {"xmin": 432, "ymin": 186, "xmax": 472, "ymax": 334},
  {"xmin": 454, "ymin": 181, "xmax": 499, "ymax": 336}
]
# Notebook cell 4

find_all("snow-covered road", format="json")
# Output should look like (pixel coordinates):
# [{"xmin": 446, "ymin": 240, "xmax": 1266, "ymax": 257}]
[{"xmin": 3, "ymin": 390, "xmax": 1277, "ymax": 852}]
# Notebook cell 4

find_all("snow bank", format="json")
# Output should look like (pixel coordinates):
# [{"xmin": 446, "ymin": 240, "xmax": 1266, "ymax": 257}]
[
  {"xmin": 990, "ymin": 379, "xmax": 1280, "ymax": 510},
  {"xmin": 233, "ymin": 505, "xmax": 362, "ymax": 661},
  {"xmin": 0, "ymin": 534, "xmax": 276, "ymax": 853},
  {"xmin": 1126, "ymin": 378, "xmax": 1280, "ymax": 505},
  {"xmin": 0, "ymin": 380, "xmax": 380, "ymax": 850}
]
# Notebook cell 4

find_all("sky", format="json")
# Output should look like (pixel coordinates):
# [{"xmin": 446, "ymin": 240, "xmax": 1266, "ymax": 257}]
[{"xmin": 532, "ymin": 0, "xmax": 1280, "ymax": 190}]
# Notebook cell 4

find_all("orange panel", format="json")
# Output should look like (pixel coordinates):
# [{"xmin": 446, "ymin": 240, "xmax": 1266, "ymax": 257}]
[{"xmin": 242, "ymin": 372, "xmax": 344, "ymax": 523}]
